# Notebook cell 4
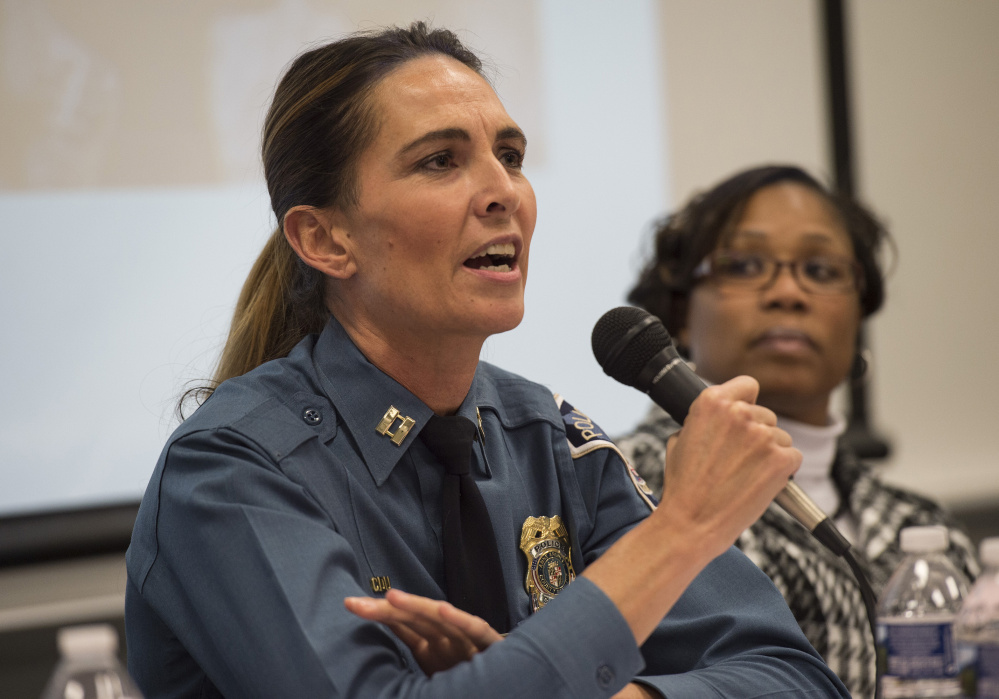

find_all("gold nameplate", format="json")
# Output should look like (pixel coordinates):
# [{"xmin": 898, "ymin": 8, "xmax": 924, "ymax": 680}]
[
  {"xmin": 370, "ymin": 576, "xmax": 391, "ymax": 593},
  {"xmin": 375, "ymin": 406, "xmax": 416, "ymax": 446},
  {"xmin": 519, "ymin": 515, "xmax": 575, "ymax": 613}
]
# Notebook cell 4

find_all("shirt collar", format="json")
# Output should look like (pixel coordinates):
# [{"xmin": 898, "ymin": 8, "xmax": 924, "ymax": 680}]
[
  {"xmin": 776, "ymin": 412, "xmax": 845, "ymax": 476},
  {"xmin": 776, "ymin": 412, "xmax": 846, "ymax": 517},
  {"xmin": 312, "ymin": 317, "xmax": 437, "ymax": 486},
  {"xmin": 311, "ymin": 317, "xmax": 502, "ymax": 485}
]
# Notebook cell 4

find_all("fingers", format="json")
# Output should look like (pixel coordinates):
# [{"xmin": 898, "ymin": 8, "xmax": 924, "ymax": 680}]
[
  {"xmin": 384, "ymin": 589, "xmax": 502, "ymax": 650},
  {"xmin": 752, "ymin": 404, "xmax": 778, "ymax": 427},
  {"xmin": 437, "ymin": 598, "xmax": 504, "ymax": 647},
  {"xmin": 691, "ymin": 379, "xmax": 790, "ymax": 452},
  {"xmin": 345, "ymin": 593, "xmax": 458, "ymax": 643},
  {"xmin": 344, "ymin": 595, "xmax": 393, "ymax": 620},
  {"xmin": 657, "ymin": 375, "xmax": 804, "ymax": 556},
  {"xmin": 772, "ymin": 426, "xmax": 794, "ymax": 448},
  {"xmin": 345, "ymin": 589, "xmax": 504, "ymax": 674},
  {"xmin": 611, "ymin": 682, "xmax": 660, "ymax": 699},
  {"xmin": 380, "ymin": 616, "xmax": 432, "ymax": 654},
  {"xmin": 385, "ymin": 588, "xmax": 450, "ymax": 617},
  {"xmin": 710, "ymin": 374, "xmax": 760, "ymax": 406},
  {"xmin": 695, "ymin": 378, "xmax": 776, "ymax": 423},
  {"xmin": 346, "ymin": 593, "xmax": 478, "ymax": 673}
]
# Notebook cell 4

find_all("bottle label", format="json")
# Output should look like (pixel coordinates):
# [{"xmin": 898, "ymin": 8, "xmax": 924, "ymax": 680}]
[
  {"xmin": 957, "ymin": 641, "xmax": 999, "ymax": 698},
  {"xmin": 877, "ymin": 618, "xmax": 957, "ymax": 679}
]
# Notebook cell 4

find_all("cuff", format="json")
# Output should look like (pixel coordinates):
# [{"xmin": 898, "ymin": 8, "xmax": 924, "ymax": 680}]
[{"xmin": 513, "ymin": 576, "xmax": 646, "ymax": 696}]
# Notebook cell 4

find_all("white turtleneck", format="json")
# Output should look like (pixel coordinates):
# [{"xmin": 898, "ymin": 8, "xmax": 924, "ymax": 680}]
[{"xmin": 775, "ymin": 413, "xmax": 858, "ymax": 543}]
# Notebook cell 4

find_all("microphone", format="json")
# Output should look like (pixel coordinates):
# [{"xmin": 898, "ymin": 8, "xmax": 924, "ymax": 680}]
[{"xmin": 592, "ymin": 306, "xmax": 850, "ymax": 557}]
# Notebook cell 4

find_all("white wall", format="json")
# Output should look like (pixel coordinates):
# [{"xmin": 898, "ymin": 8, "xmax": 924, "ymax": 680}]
[
  {"xmin": 658, "ymin": 0, "xmax": 828, "ymax": 201},
  {"xmin": 0, "ymin": 0, "xmax": 668, "ymax": 515},
  {"xmin": 658, "ymin": 0, "xmax": 999, "ymax": 509},
  {"xmin": 850, "ymin": 0, "xmax": 999, "ymax": 506}
]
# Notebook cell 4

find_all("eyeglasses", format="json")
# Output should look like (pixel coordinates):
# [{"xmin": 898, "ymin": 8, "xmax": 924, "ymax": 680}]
[{"xmin": 692, "ymin": 251, "xmax": 862, "ymax": 295}]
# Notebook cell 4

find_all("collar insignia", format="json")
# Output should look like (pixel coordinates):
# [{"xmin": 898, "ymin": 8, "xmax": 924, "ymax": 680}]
[{"xmin": 375, "ymin": 406, "xmax": 416, "ymax": 446}]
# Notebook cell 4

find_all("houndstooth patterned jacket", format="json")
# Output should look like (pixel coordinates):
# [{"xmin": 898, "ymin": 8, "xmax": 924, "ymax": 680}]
[{"xmin": 616, "ymin": 405, "xmax": 981, "ymax": 699}]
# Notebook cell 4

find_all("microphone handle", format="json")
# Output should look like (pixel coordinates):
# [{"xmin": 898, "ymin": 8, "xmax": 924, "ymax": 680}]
[
  {"xmin": 775, "ymin": 482, "xmax": 850, "ymax": 555},
  {"xmin": 639, "ymin": 347, "xmax": 704, "ymax": 423}
]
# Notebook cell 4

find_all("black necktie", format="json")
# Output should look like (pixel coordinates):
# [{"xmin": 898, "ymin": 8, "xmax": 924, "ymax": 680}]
[{"xmin": 419, "ymin": 414, "xmax": 510, "ymax": 633}]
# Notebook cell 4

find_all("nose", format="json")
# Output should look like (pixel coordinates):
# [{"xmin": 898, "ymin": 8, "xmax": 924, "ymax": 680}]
[
  {"xmin": 761, "ymin": 261, "xmax": 810, "ymax": 310},
  {"xmin": 473, "ymin": 156, "xmax": 521, "ymax": 220}
]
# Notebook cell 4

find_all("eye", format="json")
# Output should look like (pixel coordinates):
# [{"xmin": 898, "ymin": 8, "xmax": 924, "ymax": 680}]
[
  {"xmin": 498, "ymin": 148, "xmax": 525, "ymax": 169},
  {"xmin": 802, "ymin": 256, "xmax": 849, "ymax": 283},
  {"xmin": 715, "ymin": 252, "xmax": 766, "ymax": 278},
  {"xmin": 421, "ymin": 151, "xmax": 455, "ymax": 171}
]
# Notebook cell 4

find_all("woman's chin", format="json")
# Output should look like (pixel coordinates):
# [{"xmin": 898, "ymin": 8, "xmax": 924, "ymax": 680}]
[
  {"xmin": 433, "ymin": 308, "xmax": 524, "ymax": 347},
  {"xmin": 474, "ymin": 300, "xmax": 526, "ymax": 336},
  {"xmin": 482, "ymin": 311, "xmax": 525, "ymax": 338},
  {"xmin": 756, "ymin": 373, "xmax": 842, "ymax": 418}
]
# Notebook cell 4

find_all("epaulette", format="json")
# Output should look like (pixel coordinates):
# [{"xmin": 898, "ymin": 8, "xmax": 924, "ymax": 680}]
[{"xmin": 554, "ymin": 394, "xmax": 657, "ymax": 511}]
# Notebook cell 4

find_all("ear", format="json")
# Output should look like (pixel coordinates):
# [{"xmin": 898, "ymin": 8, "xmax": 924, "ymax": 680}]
[
  {"xmin": 673, "ymin": 294, "xmax": 692, "ymax": 355},
  {"xmin": 677, "ymin": 325, "xmax": 691, "ymax": 353},
  {"xmin": 282, "ymin": 205, "xmax": 357, "ymax": 280}
]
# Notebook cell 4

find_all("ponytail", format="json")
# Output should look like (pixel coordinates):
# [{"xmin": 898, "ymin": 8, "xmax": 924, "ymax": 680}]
[
  {"xmin": 178, "ymin": 228, "xmax": 327, "ymax": 417},
  {"xmin": 178, "ymin": 23, "xmax": 484, "ymax": 419},
  {"xmin": 216, "ymin": 227, "xmax": 329, "ymax": 383}
]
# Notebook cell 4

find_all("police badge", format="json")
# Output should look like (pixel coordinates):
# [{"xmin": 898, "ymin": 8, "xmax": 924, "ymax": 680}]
[{"xmin": 519, "ymin": 515, "xmax": 575, "ymax": 613}]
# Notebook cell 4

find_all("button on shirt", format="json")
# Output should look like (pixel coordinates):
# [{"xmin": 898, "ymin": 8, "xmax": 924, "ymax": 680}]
[{"xmin": 125, "ymin": 317, "xmax": 847, "ymax": 698}]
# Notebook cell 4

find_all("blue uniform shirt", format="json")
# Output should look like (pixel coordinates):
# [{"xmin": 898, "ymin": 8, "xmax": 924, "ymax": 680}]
[{"xmin": 125, "ymin": 317, "xmax": 847, "ymax": 697}]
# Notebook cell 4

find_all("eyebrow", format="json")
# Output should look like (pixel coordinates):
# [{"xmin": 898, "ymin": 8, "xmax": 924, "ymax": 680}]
[
  {"xmin": 396, "ymin": 126, "xmax": 527, "ymax": 158},
  {"xmin": 496, "ymin": 126, "xmax": 528, "ymax": 148},
  {"xmin": 730, "ymin": 230, "xmax": 841, "ymax": 244}
]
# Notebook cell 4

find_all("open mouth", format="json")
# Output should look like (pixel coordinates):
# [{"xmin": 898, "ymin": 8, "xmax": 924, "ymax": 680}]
[{"xmin": 463, "ymin": 242, "xmax": 516, "ymax": 272}]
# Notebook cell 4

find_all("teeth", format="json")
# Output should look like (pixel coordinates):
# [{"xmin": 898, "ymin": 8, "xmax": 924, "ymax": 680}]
[
  {"xmin": 484, "ymin": 243, "xmax": 515, "ymax": 256},
  {"xmin": 483, "ymin": 264, "xmax": 512, "ymax": 272}
]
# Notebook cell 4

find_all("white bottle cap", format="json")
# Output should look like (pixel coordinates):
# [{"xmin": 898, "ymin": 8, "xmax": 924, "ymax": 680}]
[
  {"xmin": 57, "ymin": 624, "xmax": 119, "ymax": 659},
  {"xmin": 980, "ymin": 537, "xmax": 999, "ymax": 567},
  {"xmin": 900, "ymin": 525, "xmax": 949, "ymax": 553}
]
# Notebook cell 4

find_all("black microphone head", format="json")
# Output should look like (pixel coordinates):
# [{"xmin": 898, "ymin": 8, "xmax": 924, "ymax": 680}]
[{"xmin": 591, "ymin": 306, "xmax": 675, "ymax": 388}]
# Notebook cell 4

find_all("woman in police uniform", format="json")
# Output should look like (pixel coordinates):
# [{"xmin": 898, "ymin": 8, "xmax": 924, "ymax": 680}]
[{"xmin": 124, "ymin": 23, "xmax": 847, "ymax": 698}]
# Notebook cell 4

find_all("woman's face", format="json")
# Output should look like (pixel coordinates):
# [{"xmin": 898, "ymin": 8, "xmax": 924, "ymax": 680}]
[
  {"xmin": 333, "ymin": 55, "xmax": 536, "ymax": 347},
  {"xmin": 679, "ymin": 182, "xmax": 862, "ymax": 425}
]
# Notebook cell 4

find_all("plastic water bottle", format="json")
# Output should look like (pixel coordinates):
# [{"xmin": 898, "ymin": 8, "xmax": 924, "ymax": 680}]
[
  {"xmin": 40, "ymin": 624, "xmax": 143, "ymax": 699},
  {"xmin": 877, "ymin": 525, "xmax": 970, "ymax": 698},
  {"xmin": 956, "ymin": 537, "xmax": 999, "ymax": 697}
]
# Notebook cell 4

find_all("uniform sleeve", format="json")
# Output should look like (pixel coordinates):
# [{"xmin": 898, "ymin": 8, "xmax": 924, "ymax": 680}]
[
  {"xmin": 612, "ymin": 407, "xmax": 680, "ymax": 500},
  {"xmin": 127, "ymin": 427, "xmax": 645, "ymax": 699},
  {"xmin": 569, "ymin": 444, "xmax": 850, "ymax": 698}
]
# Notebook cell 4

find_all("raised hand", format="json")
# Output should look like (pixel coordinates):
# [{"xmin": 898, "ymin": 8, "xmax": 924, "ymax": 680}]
[
  {"xmin": 659, "ymin": 375, "xmax": 801, "ymax": 556},
  {"xmin": 582, "ymin": 375, "xmax": 801, "ymax": 647}
]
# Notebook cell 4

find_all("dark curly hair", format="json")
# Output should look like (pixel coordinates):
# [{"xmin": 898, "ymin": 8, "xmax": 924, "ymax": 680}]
[{"xmin": 627, "ymin": 165, "xmax": 892, "ymax": 347}]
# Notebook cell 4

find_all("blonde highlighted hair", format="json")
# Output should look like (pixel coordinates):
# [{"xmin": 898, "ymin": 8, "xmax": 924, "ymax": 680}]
[{"xmin": 180, "ymin": 23, "xmax": 485, "ymax": 417}]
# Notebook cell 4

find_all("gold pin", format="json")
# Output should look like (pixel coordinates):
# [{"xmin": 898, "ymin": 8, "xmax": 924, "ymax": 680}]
[
  {"xmin": 375, "ymin": 406, "xmax": 416, "ymax": 446},
  {"xmin": 370, "ymin": 576, "xmax": 391, "ymax": 593},
  {"xmin": 475, "ymin": 407, "xmax": 486, "ymax": 443}
]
